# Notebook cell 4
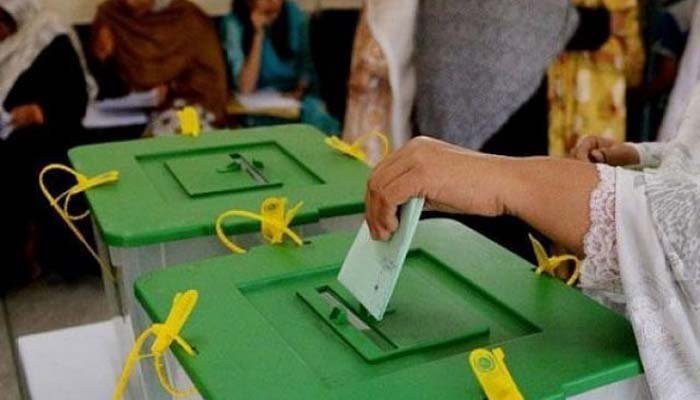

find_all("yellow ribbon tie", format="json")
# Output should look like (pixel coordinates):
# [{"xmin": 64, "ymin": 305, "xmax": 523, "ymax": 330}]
[
  {"xmin": 528, "ymin": 234, "xmax": 581, "ymax": 286},
  {"xmin": 325, "ymin": 131, "xmax": 389, "ymax": 165},
  {"xmin": 113, "ymin": 290, "xmax": 199, "ymax": 400},
  {"xmin": 178, "ymin": 106, "xmax": 201, "ymax": 137},
  {"xmin": 469, "ymin": 348, "xmax": 524, "ymax": 400},
  {"xmin": 39, "ymin": 164, "xmax": 120, "ymax": 281},
  {"xmin": 216, "ymin": 197, "xmax": 304, "ymax": 254}
]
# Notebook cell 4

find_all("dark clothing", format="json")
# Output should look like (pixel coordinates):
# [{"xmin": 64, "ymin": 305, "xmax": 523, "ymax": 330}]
[
  {"xmin": 431, "ymin": 7, "xmax": 612, "ymax": 263},
  {"xmin": 1, "ymin": 34, "xmax": 90, "ymax": 290}
]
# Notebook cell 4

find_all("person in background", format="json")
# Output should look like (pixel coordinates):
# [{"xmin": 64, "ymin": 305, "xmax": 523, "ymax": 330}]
[
  {"xmin": 548, "ymin": 0, "xmax": 644, "ymax": 157},
  {"xmin": 220, "ymin": 0, "xmax": 340, "ymax": 134},
  {"xmin": 91, "ymin": 0, "xmax": 229, "ymax": 130},
  {"xmin": 0, "ymin": 0, "xmax": 93, "ymax": 290},
  {"xmin": 344, "ymin": 0, "xmax": 613, "ymax": 261}
]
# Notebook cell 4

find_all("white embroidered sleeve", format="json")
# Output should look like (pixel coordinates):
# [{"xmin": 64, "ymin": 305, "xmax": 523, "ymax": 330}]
[
  {"xmin": 579, "ymin": 164, "xmax": 626, "ymax": 311},
  {"xmin": 628, "ymin": 142, "xmax": 667, "ymax": 169}
]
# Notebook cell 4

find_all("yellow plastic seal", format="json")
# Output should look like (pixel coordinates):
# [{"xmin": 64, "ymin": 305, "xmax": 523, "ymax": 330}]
[
  {"xmin": 39, "ymin": 164, "xmax": 119, "ymax": 281},
  {"xmin": 325, "ymin": 131, "xmax": 389, "ymax": 165},
  {"xmin": 216, "ymin": 197, "xmax": 304, "ymax": 254},
  {"xmin": 528, "ymin": 234, "xmax": 581, "ymax": 286},
  {"xmin": 113, "ymin": 290, "xmax": 199, "ymax": 400},
  {"xmin": 469, "ymin": 347, "xmax": 524, "ymax": 400},
  {"xmin": 178, "ymin": 106, "xmax": 201, "ymax": 137}
]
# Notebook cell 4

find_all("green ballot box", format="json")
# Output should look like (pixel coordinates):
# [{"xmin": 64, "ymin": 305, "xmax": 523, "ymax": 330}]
[
  {"xmin": 68, "ymin": 124, "xmax": 369, "ymax": 400},
  {"xmin": 135, "ymin": 219, "xmax": 645, "ymax": 400}
]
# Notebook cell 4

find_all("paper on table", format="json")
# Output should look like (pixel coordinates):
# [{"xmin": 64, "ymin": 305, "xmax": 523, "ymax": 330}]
[
  {"xmin": 96, "ymin": 89, "xmax": 160, "ymax": 112},
  {"xmin": 82, "ymin": 105, "xmax": 148, "ymax": 129},
  {"xmin": 236, "ymin": 89, "xmax": 301, "ymax": 112},
  {"xmin": 337, "ymin": 197, "xmax": 425, "ymax": 321}
]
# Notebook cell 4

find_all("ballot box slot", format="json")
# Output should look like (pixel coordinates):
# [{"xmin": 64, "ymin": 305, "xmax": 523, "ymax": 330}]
[
  {"xmin": 136, "ymin": 141, "xmax": 326, "ymax": 202},
  {"xmin": 298, "ymin": 282, "xmax": 491, "ymax": 363}
]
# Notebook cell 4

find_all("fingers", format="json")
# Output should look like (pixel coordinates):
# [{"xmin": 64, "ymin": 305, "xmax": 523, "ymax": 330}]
[
  {"xmin": 366, "ymin": 166, "xmax": 419, "ymax": 240},
  {"xmin": 571, "ymin": 136, "xmax": 599, "ymax": 161},
  {"xmin": 590, "ymin": 149, "xmax": 606, "ymax": 163},
  {"xmin": 597, "ymin": 144, "xmax": 640, "ymax": 166}
]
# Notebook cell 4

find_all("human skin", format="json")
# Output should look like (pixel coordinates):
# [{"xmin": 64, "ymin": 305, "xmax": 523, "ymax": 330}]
[
  {"xmin": 365, "ymin": 136, "xmax": 600, "ymax": 256},
  {"xmin": 571, "ymin": 135, "xmax": 640, "ymax": 166},
  {"xmin": 237, "ymin": 0, "xmax": 283, "ymax": 93}
]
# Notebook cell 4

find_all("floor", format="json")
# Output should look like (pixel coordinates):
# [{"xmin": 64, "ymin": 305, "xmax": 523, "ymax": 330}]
[{"xmin": 0, "ymin": 275, "xmax": 110, "ymax": 400}]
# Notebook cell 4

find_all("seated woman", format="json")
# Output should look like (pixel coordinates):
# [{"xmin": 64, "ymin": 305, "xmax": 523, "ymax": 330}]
[
  {"xmin": 220, "ymin": 0, "xmax": 340, "ymax": 134},
  {"xmin": 91, "ymin": 0, "xmax": 229, "ymax": 132},
  {"xmin": 0, "ymin": 0, "xmax": 93, "ymax": 288},
  {"xmin": 364, "ymin": 85, "xmax": 700, "ymax": 398}
]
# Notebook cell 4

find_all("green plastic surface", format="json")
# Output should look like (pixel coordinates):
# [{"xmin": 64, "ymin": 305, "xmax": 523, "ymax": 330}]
[
  {"xmin": 68, "ymin": 125, "xmax": 369, "ymax": 247},
  {"xmin": 135, "ymin": 219, "xmax": 642, "ymax": 400}
]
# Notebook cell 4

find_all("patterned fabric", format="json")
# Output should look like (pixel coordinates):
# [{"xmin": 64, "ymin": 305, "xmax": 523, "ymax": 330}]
[
  {"xmin": 342, "ymin": 7, "xmax": 391, "ymax": 165},
  {"xmin": 548, "ymin": 0, "xmax": 644, "ymax": 157},
  {"xmin": 580, "ymin": 164, "xmax": 626, "ymax": 312},
  {"xmin": 582, "ymin": 85, "xmax": 700, "ymax": 398}
]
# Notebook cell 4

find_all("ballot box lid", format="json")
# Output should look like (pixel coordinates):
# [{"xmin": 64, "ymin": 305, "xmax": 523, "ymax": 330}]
[
  {"xmin": 134, "ymin": 219, "xmax": 642, "ymax": 400},
  {"xmin": 68, "ymin": 125, "xmax": 369, "ymax": 247}
]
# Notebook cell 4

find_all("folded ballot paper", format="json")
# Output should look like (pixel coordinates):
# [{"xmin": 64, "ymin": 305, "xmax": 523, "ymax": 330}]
[{"xmin": 338, "ymin": 197, "xmax": 425, "ymax": 321}]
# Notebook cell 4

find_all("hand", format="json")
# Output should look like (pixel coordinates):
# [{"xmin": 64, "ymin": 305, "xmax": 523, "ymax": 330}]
[
  {"xmin": 251, "ymin": 10, "xmax": 273, "ymax": 32},
  {"xmin": 570, "ymin": 135, "xmax": 639, "ymax": 166},
  {"xmin": 11, "ymin": 104, "xmax": 45, "ymax": 128},
  {"xmin": 155, "ymin": 84, "xmax": 169, "ymax": 106},
  {"xmin": 283, "ymin": 85, "xmax": 306, "ymax": 100},
  {"xmin": 93, "ymin": 25, "xmax": 114, "ymax": 61},
  {"xmin": 365, "ymin": 136, "xmax": 513, "ymax": 240}
]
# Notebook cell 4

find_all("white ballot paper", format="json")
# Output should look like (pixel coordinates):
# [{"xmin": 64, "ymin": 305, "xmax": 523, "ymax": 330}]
[{"xmin": 337, "ymin": 197, "xmax": 425, "ymax": 321}]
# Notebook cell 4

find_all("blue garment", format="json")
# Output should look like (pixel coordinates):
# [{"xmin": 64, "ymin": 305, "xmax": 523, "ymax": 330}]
[{"xmin": 220, "ymin": 1, "xmax": 339, "ymax": 134}]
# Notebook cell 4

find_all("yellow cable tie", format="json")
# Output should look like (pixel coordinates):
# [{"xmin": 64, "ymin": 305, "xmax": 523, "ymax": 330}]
[
  {"xmin": 39, "ymin": 164, "xmax": 119, "ymax": 281},
  {"xmin": 216, "ymin": 197, "xmax": 304, "ymax": 254},
  {"xmin": 325, "ymin": 131, "xmax": 389, "ymax": 165},
  {"xmin": 528, "ymin": 234, "xmax": 581, "ymax": 286},
  {"xmin": 469, "ymin": 347, "xmax": 524, "ymax": 400},
  {"xmin": 113, "ymin": 290, "xmax": 199, "ymax": 400},
  {"xmin": 178, "ymin": 106, "xmax": 201, "ymax": 137}
]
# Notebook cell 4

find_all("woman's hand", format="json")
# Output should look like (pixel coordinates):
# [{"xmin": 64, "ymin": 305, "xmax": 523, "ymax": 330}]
[
  {"xmin": 10, "ymin": 104, "xmax": 45, "ymax": 129},
  {"xmin": 251, "ymin": 10, "xmax": 274, "ymax": 32},
  {"xmin": 93, "ymin": 25, "xmax": 115, "ymax": 61},
  {"xmin": 365, "ymin": 136, "xmax": 514, "ymax": 240},
  {"xmin": 570, "ymin": 135, "xmax": 639, "ymax": 166}
]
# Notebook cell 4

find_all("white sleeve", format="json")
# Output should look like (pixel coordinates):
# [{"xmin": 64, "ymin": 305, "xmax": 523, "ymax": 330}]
[{"xmin": 627, "ymin": 142, "xmax": 666, "ymax": 169}]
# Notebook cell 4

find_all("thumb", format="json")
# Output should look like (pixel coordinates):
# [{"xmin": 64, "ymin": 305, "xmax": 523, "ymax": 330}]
[
  {"xmin": 590, "ymin": 149, "xmax": 606, "ymax": 163},
  {"xmin": 598, "ymin": 145, "xmax": 638, "ymax": 166}
]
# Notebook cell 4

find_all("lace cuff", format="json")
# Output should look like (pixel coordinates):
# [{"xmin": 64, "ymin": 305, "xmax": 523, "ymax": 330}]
[
  {"xmin": 580, "ymin": 164, "xmax": 625, "ymax": 308},
  {"xmin": 628, "ymin": 142, "xmax": 666, "ymax": 169}
]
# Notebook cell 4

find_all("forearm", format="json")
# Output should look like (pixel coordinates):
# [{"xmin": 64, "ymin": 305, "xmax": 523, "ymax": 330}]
[
  {"xmin": 501, "ymin": 157, "xmax": 599, "ymax": 256},
  {"xmin": 238, "ymin": 32, "xmax": 264, "ymax": 94}
]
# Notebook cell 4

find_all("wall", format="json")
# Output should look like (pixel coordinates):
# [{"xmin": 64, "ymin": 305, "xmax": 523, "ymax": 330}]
[{"xmin": 44, "ymin": 0, "xmax": 361, "ymax": 24}]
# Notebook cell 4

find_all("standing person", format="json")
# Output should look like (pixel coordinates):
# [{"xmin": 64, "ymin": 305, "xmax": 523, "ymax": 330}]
[
  {"xmin": 548, "ymin": 0, "xmax": 644, "ymax": 157},
  {"xmin": 220, "ymin": 0, "xmax": 340, "ymax": 134},
  {"xmin": 0, "ymin": 0, "xmax": 93, "ymax": 289},
  {"xmin": 92, "ymin": 0, "xmax": 229, "ymax": 129},
  {"xmin": 344, "ymin": 0, "xmax": 615, "ymax": 164},
  {"xmin": 343, "ymin": 0, "xmax": 613, "ymax": 260}
]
